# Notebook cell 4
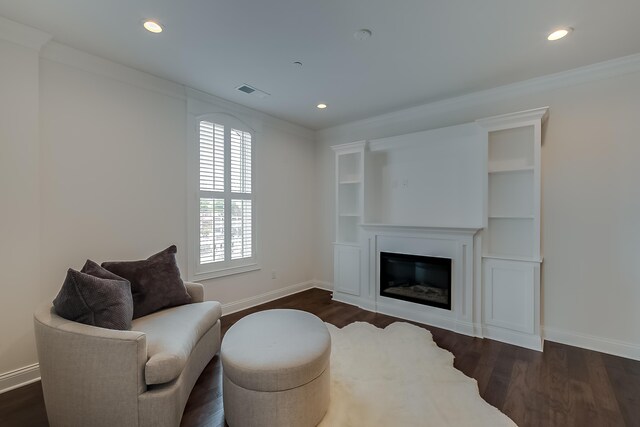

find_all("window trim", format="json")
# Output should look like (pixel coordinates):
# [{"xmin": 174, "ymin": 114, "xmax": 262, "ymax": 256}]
[{"xmin": 187, "ymin": 112, "xmax": 259, "ymax": 281}]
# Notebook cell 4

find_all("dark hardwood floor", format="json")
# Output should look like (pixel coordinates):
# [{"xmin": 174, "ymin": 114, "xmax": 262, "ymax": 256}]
[{"xmin": 1, "ymin": 288, "xmax": 639, "ymax": 427}]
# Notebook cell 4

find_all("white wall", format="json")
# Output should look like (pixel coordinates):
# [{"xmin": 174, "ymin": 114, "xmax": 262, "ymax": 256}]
[
  {"xmin": 0, "ymin": 38, "xmax": 43, "ymax": 379},
  {"xmin": 0, "ymin": 19, "xmax": 316, "ymax": 387},
  {"xmin": 38, "ymin": 52, "xmax": 316, "ymax": 309},
  {"xmin": 365, "ymin": 123, "xmax": 484, "ymax": 227},
  {"xmin": 39, "ymin": 52, "xmax": 189, "ymax": 293},
  {"xmin": 315, "ymin": 60, "xmax": 640, "ymax": 358}
]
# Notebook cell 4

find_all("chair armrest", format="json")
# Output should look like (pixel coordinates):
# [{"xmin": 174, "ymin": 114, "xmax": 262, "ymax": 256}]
[
  {"xmin": 184, "ymin": 281, "xmax": 205, "ymax": 303},
  {"xmin": 34, "ymin": 304, "xmax": 147, "ymax": 426}
]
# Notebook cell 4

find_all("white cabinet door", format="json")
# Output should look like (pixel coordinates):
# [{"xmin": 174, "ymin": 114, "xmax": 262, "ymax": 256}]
[
  {"xmin": 483, "ymin": 258, "xmax": 535, "ymax": 334},
  {"xmin": 334, "ymin": 244, "xmax": 361, "ymax": 296}
]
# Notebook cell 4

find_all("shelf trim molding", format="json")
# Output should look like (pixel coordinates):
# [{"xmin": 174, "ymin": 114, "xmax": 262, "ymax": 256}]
[
  {"xmin": 482, "ymin": 254, "xmax": 543, "ymax": 263},
  {"xmin": 476, "ymin": 107, "xmax": 549, "ymax": 132},
  {"xmin": 488, "ymin": 215, "xmax": 534, "ymax": 219},
  {"xmin": 360, "ymin": 223, "xmax": 482, "ymax": 235},
  {"xmin": 488, "ymin": 166, "xmax": 534, "ymax": 174}
]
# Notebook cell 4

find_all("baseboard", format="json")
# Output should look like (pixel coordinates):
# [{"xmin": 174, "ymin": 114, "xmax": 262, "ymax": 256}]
[
  {"xmin": 484, "ymin": 326, "xmax": 543, "ymax": 352},
  {"xmin": 311, "ymin": 280, "xmax": 334, "ymax": 291},
  {"xmin": 0, "ymin": 363, "xmax": 40, "ymax": 395},
  {"xmin": 544, "ymin": 326, "xmax": 640, "ymax": 361},
  {"xmin": 332, "ymin": 292, "xmax": 376, "ymax": 312},
  {"xmin": 221, "ymin": 280, "xmax": 330, "ymax": 315}
]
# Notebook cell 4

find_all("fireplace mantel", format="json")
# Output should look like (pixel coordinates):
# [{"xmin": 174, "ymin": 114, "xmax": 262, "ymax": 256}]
[{"xmin": 360, "ymin": 223, "xmax": 482, "ymax": 235}]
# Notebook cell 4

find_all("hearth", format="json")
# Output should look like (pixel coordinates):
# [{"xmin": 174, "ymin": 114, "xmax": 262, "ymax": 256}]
[{"xmin": 379, "ymin": 252, "xmax": 452, "ymax": 310}]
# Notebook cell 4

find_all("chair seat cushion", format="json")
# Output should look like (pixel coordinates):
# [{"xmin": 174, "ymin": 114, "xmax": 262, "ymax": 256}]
[
  {"xmin": 221, "ymin": 309, "xmax": 331, "ymax": 392},
  {"xmin": 132, "ymin": 301, "xmax": 222, "ymax": 385}
]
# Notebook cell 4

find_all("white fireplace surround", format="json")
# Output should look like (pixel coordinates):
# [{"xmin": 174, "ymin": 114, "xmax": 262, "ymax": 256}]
[
  {"xmin": 335, "ymin": 224, "xmax": 483, "ymax": 338},
  {"xmin": 331, "ymin": 109, "xmax": 546, "ymax": 352},
  {"xmin": 332, "ymin": 107, "xmax": 548, "ymax": 351}
]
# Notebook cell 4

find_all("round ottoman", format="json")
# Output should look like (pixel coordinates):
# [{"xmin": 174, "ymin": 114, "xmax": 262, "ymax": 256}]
[{"xmin": 221, "ymin": 309, "xmax": 331, "ymax": 427}]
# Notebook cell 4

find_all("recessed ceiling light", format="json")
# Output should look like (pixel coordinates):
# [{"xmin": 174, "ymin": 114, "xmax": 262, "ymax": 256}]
[
  {"xmin": 143, "ymin": 20, "xmax": 163, "ymax": 34},
  {"xmin": 547, "ymin": 27, "xmax": 572, "ymax": 41},
  {"xmin": 317, "ymin": 103, "xmax": 327, "ymax": 109},
  {"xmin": 354, "ymin": 29, "xmax": 372, "ymax": 41}
]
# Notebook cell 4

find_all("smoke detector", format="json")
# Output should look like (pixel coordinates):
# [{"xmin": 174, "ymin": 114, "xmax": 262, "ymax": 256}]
[
  {"xmin": 236, "ymin": 84, "xmax": 270, "ymax": 99},
  {"xmin": 354, "ymin": 29, "xmax": 372, "ymax": 40}
]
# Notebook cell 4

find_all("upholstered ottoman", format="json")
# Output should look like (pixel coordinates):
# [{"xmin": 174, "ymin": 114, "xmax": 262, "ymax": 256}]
[{"xmin": 221, "ymin": 309, "xmax": 331, "ymax": 427}]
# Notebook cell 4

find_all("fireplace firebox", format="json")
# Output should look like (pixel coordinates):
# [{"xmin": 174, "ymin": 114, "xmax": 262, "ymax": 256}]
[{"xmin": 379, "ymin": 252, "xmax": 452, "ymax": 310}]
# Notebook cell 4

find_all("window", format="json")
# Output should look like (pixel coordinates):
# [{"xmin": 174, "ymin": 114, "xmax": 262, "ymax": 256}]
[{"xmin": 193, "ymin": 115, "xmax": 256, "ymax": 278}]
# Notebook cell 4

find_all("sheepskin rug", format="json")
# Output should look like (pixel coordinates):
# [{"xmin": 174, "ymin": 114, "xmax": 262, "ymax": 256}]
[{"xmin": 318, "ymin": 322, "xmax": 517, "ymax": 427}]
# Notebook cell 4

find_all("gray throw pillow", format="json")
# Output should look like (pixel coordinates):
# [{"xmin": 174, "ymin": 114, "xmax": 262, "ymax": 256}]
[
  {"xmin": 53, "ymin": 260, "xmax": 134, "ymax": 330},
  {"xmin": 101, "ymin": 245, "xmax": 191, "ymax": 319}
]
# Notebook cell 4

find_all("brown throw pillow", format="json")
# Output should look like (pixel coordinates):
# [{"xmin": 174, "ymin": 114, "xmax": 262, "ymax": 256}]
[
  {"xmin": 102, "ymin": 245, "xmax": 191, "ymax": 319},
  {"xmin": 53, "ymin": 260, "xmax": 134, "ymax": 330}
]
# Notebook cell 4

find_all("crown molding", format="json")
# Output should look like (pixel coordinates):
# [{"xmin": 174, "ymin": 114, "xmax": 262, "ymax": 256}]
[
  {"xmin": 40, "ymin": 42, "xmax": 186, "ymax": 101},
  {"xmin": 186, "ymin": 87, "xmax": 314, "ymax": 141},
  {"xmin": 0, "ymin": 15, "xmax": 51, "ymax": 51},
  {"xmin": 37, "ymin": 42, "xmax": 313, "ymax": 141},
  {"xmin": 317, "ymin": 53, "xmax": 640, "ymax": 141},
  {"xmin": 330, "ymin": 140, "xmax": 367, "ymax": 152}
]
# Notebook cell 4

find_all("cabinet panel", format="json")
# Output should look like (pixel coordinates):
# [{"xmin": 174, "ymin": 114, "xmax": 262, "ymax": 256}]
[
  {"xmin": 334, "ymin": 245, "xmax": 361, "ymax": 296},
  {"xmin": 483, "ymin": 259, "xmax": 534, "ymax": 334}
]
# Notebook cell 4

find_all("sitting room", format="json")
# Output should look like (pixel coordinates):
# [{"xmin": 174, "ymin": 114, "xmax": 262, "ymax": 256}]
[{"xmin": 1, "ymin": 1, "xmax": 639, "ymax": 426}]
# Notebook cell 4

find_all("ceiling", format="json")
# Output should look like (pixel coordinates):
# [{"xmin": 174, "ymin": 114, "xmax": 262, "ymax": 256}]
[{"xmin": 1, "ymin": 0, "xmax": 640, "ymax": 130}]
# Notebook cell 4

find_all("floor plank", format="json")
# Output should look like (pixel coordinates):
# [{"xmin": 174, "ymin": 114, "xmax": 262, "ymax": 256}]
[{"xmin": 2, "ymin": 288, "xmax": 639, "ymax": 427}]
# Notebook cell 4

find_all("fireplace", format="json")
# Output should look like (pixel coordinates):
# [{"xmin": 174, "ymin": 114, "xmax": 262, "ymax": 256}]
[{"xmin": 379, "ymin": 252, "xmax": 452, "ymax": 310}]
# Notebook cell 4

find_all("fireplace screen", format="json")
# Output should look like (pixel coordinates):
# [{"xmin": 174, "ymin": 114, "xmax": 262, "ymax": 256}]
[{"xmin": 379, "ymin": 252, "xmax": 452, "ymax": 310}]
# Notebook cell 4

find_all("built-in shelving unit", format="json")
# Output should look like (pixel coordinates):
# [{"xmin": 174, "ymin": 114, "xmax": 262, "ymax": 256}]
[
  {"xmin": 330, "ymin": 108, "xmax": 549, "ymax": 352},
  {"xmin": 333, "ymin": 144, "xmax": 365, "ymax": 244},
  {"xmin": 332, "ymin": 141, "xmax": 366, "ymax": 297},
  {"xmin": 477, "ymin": 107, "xmax": 548, "ymax": 350},
  {"xmin": 480, "ymin": 114, "xmax": 544, "ymax": 261}
]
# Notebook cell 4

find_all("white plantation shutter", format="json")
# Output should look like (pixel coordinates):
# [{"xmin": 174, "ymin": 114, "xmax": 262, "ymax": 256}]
[
  {"xmin": 230, "ymin": 129, "xmax": 252, "ymax": 193},
  {"xmin": 199, "ymin": 122, "xmax": 225, "ymax": 192},
  {"xmin": 196, "ymin": 116, "xmax": 255, "ymax": 274},
  {"xmin": 199, "ymin": 198, "xmax": 225, "ymax": 263},
  {"xmin": 231, "ymin": 199, "xmax": 252, "ymax": 259}
]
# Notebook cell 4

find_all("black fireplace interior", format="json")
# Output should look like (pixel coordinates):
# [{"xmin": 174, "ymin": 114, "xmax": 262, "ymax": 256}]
[{"xmin": 379, "ymin": 252, "xmax": 452, "ymax": 310}]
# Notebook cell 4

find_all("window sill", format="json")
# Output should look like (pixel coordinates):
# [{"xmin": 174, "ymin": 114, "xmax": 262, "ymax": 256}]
[{"xmin": 190, "ymin": 263, "xmax": 261, "ymax": 281}]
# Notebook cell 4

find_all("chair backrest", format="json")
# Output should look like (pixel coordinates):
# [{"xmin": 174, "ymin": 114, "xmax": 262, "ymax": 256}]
[{"xmin": 33, "ymin": 303, "xmax": 147, "ymax": 427}]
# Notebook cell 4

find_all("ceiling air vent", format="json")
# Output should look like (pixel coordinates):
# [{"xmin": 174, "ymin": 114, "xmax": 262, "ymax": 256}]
[{"xmin": 236, "ymin": 84, "xmax": 270, "ymax": 99}]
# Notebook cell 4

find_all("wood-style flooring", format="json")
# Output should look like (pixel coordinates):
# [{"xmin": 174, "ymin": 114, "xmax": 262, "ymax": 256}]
[{"xmin": 1, "ymin": 288, "xmax": 639, "ymax": 427}]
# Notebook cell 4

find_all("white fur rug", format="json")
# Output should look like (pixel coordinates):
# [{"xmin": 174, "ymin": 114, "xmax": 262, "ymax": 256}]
[{"xmin": 318, "ymin": 322, "xmax": 517, "ymax": 427}]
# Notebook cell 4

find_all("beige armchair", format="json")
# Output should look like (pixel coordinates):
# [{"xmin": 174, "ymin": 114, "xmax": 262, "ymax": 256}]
[{"xmin": 34, "ymin": 282, "xmax": 221, "ymax": 427}]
